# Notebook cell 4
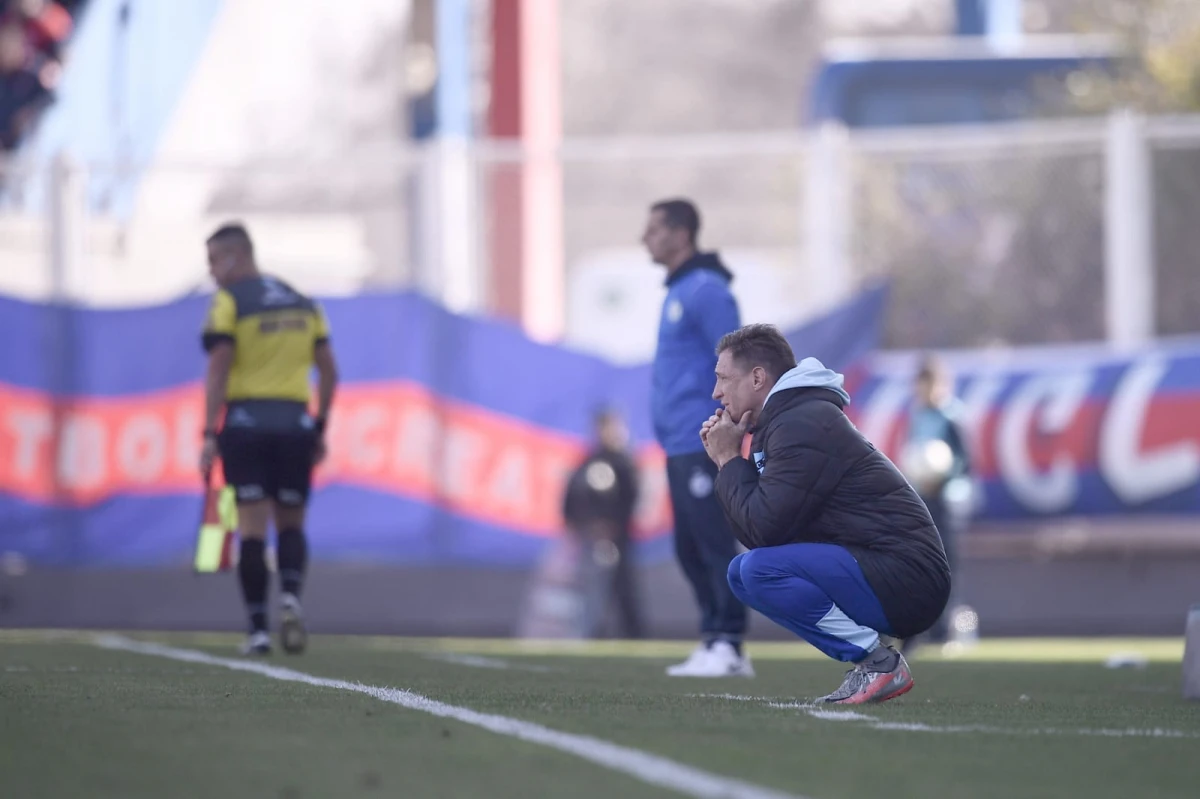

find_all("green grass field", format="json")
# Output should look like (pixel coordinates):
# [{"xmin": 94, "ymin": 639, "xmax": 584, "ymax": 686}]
[{"xmin": 2, "ymin": 631, "xmax": 1197, "ymax": 799}]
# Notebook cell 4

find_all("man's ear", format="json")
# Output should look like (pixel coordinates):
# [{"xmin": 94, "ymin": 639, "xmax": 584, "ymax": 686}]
[{"xmin": 753, "ymin": 366, "xmax": 769, "ymax": 390}]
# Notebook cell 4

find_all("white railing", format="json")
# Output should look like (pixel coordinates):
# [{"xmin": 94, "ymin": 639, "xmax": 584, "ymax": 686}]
[{"xmin": 1, "ymin": 108, "xmax": 1198, "ymax": 359}]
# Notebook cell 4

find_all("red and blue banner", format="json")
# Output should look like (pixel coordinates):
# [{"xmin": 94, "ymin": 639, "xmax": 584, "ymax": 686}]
[
  {"xmin": 0, "ymin": 285, "xmax": 887, "ymax": 567},
  {"xmin": 852, "ymin": 341, "xmax": 1200, "ymax": 520},
  {"xmin": 8, "ymin": 281, "xmax": 1195, "ymax": 569}
]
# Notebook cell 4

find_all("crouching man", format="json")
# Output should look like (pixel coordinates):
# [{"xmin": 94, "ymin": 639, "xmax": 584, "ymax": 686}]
[{"xmin": 701, "ymin": 324, "xmax": 950, "ymax": 704}]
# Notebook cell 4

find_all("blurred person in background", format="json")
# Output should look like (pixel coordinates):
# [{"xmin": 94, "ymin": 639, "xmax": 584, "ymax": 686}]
[
  {"xmin": 0, "ymin": 0, "xmax": 72, "ymax": 63},
  {"xmin": 644, "ymin": 198, "xmax": 751, "ymax": 677},
  {"xmin": 0, "ymin": 16, "xmax": 52, "ymax": 150},
  {"xmin": 898, "ymin": 353, "xmax": 972, "ymax": 650},
  {"xmin": 0, "ymin": 1, "xmax": 72, "ymax": 150},
  {"xmin": 561, "ymin": 407, "xmax": 644, "ymax": 639},
  {"xmin": 198, "ymin": 223, "xmax": 339, "ymax": 657}
]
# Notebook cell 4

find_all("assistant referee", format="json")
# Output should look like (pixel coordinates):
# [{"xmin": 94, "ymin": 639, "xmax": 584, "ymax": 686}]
[{"xmin": 199, "ymin": 223, "xmax": 339, "ymax": 656}]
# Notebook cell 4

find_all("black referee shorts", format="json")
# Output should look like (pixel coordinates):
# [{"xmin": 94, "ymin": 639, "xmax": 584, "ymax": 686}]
[{"xmin": 218, "ymin": 427, "xmax": 317, "ymax": 506}]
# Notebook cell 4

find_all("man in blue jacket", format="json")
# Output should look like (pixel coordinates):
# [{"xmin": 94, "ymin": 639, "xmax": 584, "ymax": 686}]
[{"xmin": 643, "ymin": 198, "xmax": 752, "ymax": 677}]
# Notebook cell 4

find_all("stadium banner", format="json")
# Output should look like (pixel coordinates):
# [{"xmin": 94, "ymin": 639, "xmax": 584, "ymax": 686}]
[
  {"xmin": 852, "ymin": 340, "xmax": 1200, "ymax": 520},
  {"xmin": 0, "ymin": 285, "xmax": 886, "ymax": 567},
  {"xmin": 8, "ymin": 282, "xmax": 1199, "ymax": 568}
]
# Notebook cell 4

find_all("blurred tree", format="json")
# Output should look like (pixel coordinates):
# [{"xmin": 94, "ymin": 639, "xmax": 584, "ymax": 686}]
[
  {"xmin": 862, "ymin": 0, "xmax": 1200, "ymax": 350},
  {"xmin": 1039, "ymin": 0, "xmax": 1200, "ymax": 113},
  {"xmin": 855, "ymin": 151, "xmax": 1106, "ymax": 350},
  {"xmin": 1049, "ymin": 0, "xmax": 1200, "ymax": 338}
]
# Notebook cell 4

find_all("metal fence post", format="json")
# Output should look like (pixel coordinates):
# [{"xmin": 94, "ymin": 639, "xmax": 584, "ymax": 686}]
[
  {"xmin": 435, "ymin": 0, "xmax": 480, "ymax": 315},
  {"xmin": 518, "ymin": 0, "xmax": 563, "ymax": 343},
  {"xmin": 45, "ymin": 150, "xmax": 79, "ymax": 564},
  {"xmin": 47, "ymin": 151, "xmax": 73, "ymax": 303},
  {"xmin": 1104, "ymin": 109, "xmax": 1155, "ymax": 348}
]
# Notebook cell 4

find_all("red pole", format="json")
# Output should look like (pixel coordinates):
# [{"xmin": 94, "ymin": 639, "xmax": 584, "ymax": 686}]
[{"xmin": 487, "ymin": 0, "xmax": 524, "ymax": 324}]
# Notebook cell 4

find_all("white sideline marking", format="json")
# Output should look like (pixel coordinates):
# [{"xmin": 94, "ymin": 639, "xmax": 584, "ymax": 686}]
[
  {"xmin": 423, "ymin": 652, "xmax": 554, "ymax": 673},
  {"xmin": 94, "ymin": 636, "xmax": 806, "ymax": 799},
  {"xmin": 697, "ymin": 694, "xmax": 1200, "ymax": 740}
]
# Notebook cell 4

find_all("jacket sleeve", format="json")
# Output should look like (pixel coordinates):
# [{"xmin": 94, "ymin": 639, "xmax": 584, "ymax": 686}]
[
  {"xmin": 688, "ymin": 281, "xmax": 740, "ymax": 354},
  {"xmin": 617, "ymin": 453, "xmax": 640, "ymax": 519},
  {"xmin": 944, "ymin": 415, "xmax": 971, "ymax": 478},
  {"xmin": 562, "ymin": 463, "xmax": 585, "ymax": 527},
  {"xmin": 713, "ymin": 416, "xmax": 843, "ymax": 549}
]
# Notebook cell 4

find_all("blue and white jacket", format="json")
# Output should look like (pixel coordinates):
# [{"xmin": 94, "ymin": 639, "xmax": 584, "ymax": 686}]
[{"xmin": 651, "ymin": 252, "xmax": 740, "ymax": 456}]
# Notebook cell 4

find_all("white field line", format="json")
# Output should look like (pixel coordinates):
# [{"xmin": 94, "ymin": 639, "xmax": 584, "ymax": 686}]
[
  {"xmin": 94, "ymin": 636, "xmax": 807, "ymax": 799},
  {"xmin": 423, "ymin": 652, "xmax": 555, "ymax": 673},
  {"xmin": 696, "ymin": 694, "xmax": 1200, "ymax": 740}
]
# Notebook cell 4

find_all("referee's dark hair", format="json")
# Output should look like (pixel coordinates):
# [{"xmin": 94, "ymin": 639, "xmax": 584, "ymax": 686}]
[
  {"xmin": 717, "ymin": 324, "xmax": 798, "ymax": 383},
  {"xmin": 207, "ymin": 222, "xmax": 255, "ymax": 255},
  {"xmin": 650, "ymin": 198, "xmax": 701, "ymax": 245}
]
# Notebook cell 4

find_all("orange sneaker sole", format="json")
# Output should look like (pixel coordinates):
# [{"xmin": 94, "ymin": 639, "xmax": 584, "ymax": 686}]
[{"xmin": 833, "ymin": 675, "xmax": 915, "ymax": 705}]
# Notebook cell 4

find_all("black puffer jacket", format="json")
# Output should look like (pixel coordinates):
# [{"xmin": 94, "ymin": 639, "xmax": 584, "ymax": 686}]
[{"xmin": 714, "ymin": 367, "xmax": 951, "ymax": 638}]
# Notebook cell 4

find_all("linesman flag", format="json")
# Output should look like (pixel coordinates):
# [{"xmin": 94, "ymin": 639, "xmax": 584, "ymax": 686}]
[{"xmin": 194, "ymin": 469, "xmax": 237, "ymax": 573}]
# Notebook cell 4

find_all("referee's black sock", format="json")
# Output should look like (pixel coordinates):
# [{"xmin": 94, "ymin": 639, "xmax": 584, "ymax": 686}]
[
  {"xmin": 277, "ymin": 528, "xmax": 308, "ymax": 598},
  {"xmin": 238, "ymin": 538, "xmax": 269, "ymax": 633}
]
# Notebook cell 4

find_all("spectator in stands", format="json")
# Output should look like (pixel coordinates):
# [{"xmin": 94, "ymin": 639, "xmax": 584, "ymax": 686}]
[
  {"xmin": 561, "ymin": 407, "xmax": 644, "ymax": 639},
  {"xmin": 0, "ymin": 0, "xmax": 70, "ymax": 151},
  {"xmin": 1, "ymin": 0, "xmax": 73, "ymax": 62},
  {"xmin": 0, "ymin": 19, "xmax": 50, "ymax": 150}
]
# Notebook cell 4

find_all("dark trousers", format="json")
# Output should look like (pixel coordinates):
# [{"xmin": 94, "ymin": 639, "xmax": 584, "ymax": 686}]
[
  {"xmin": 666, "ymin": 452, "xmax": 748, "ymax": 640},
  {"xmin": 924, "ymin": 495, "xmax": 960, "ymax": 642},
  {"xmin": 575, "ymin": 520, "xmax": 644, "ymax": 639},
  {"xmin": 611, "ymin": 530, "xmax": 644, "ymax": 638}
]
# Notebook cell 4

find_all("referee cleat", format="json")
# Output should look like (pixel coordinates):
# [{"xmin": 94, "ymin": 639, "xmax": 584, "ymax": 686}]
[
  {"xmin": 816, "ymin": 648, "xmax": 913, "ymax": 705},
  {"xmin": 280, "ymin": 593, "xmax": 307, "ymax": 655},
  {"xmin": 240, "ymin": 630, "xmax": 272, "ymax": 656}
]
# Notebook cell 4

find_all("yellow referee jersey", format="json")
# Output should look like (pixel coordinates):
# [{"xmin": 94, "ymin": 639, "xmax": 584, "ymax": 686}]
[{"xmin": 201, "ymin": 276, "xmax": 329, "ymax": 414}]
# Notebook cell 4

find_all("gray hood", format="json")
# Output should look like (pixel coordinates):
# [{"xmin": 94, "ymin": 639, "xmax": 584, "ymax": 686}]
[{"xmin": 763, "ymin": 357, "xmax": 851, "ymax": 407}]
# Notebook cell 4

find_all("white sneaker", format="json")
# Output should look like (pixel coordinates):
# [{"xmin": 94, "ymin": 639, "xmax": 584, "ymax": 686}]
[
  {"xmin": 666, "ymin": 641, "xmax": 754, "ymax": 678},
  {"xmin": 280, "ymin": 593, "xmax": 307, "ymax": 655},
  {"xmin": 711, "ymin": 641, "xmax": 755, "ymax": 678},
  {"xmin": 666, "ymin": 643, "xmax": 711, "ymax": 676},
  {"xmin": 729, "ymin": 645, "xmax": 756, "ymax": 678},
  {"xmin": 239, "ymin": 630, "xmax": 271, "ymax": 656}
]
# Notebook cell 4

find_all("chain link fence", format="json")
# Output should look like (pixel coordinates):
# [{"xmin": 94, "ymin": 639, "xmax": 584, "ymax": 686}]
[
  {"xmin": 848, "ymin": 123, "xmax": 1110, "ymax": 349},
  {"xmin": 1149, "ymin": 119, "xmax": 1200, "ymax": 338}
]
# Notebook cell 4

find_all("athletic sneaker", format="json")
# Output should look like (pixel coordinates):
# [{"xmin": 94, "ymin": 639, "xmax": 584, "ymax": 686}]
[
  {"xmin": 666, "ymin": 643, "xmax": 710, "ymax": 676},
  {"xmin": 816, "ymin": 648, "xmax": 913, "ymax": 704},
  {"xmin": 240, "ymin": 630, "xmax": 272, "ymax": 656},
  {"xmin": 280, "ymin": 592, "xmax": 307, "ymax": 655},
  {"xmin": 666, "ymin": 641, "xmax": 754, "ymax": 678}
]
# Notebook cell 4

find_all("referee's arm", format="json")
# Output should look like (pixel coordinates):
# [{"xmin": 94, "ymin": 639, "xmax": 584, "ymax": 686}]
[
  {"xmin": 204, "ymin": 342, "xmax": 234, "ymax": 435},
  {"xmin": 313, "ymin": 342, "xmax": 338, "ymax": 428},
  {"xmin": 200, "ymin": 290, "xmax": 237, "ymax": 474},
  {"xmin": 311, "ymin": 306, "xmax": 339, "ymax": 459}
]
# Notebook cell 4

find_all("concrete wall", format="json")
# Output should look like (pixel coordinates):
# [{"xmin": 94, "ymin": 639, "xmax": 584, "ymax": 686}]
[{"xmin": 3, "ymin": 548, "xmax": 1196, "ymax": 638}]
